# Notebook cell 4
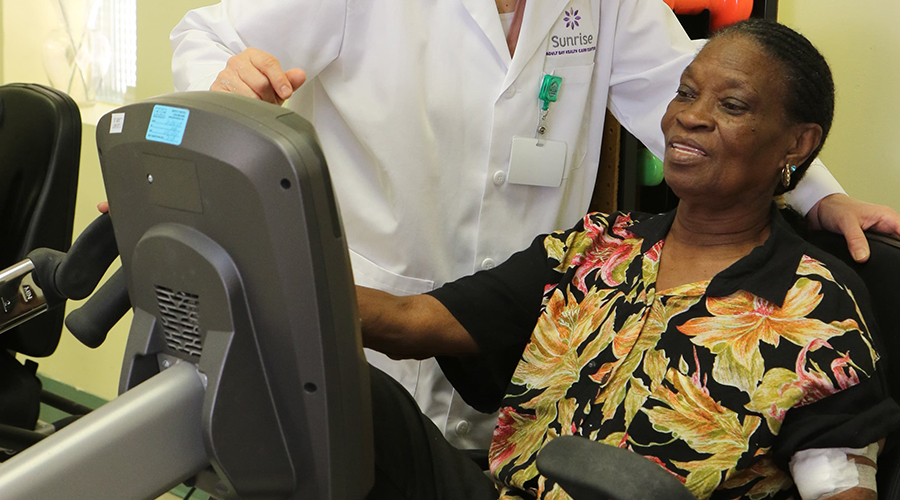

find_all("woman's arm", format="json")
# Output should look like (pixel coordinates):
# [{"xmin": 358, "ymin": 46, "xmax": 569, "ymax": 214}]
[
  {"xmin": 790, "ymin": 440, "xmax": 883, "ymax": 500},
  {"xmin": 357, "ymin": 286, "xmax": 479, "ymax": 360}
]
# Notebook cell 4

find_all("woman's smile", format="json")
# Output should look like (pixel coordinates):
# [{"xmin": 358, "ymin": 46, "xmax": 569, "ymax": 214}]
[{"xmin": 666, "ymin": 137, "xmax": 708, "ymax": 165}]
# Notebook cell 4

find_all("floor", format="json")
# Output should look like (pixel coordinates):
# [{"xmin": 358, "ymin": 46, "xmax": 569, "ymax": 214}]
[{"xmin": 156, "ymin": 487, "xmax": 211, "ymax": 500}]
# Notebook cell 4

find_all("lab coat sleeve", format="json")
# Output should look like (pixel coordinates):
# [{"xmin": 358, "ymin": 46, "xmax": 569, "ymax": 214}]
[
  {"xmin": 783, "ymin": 158, "xmax": 846, "ymax": 216},
  {"xmin": 171, "ymin": 0, "xmax": 348, "ymax": 92},
  {"xmin": 604, "ymin": 0, "xmax": 701, "ymax": 159}
]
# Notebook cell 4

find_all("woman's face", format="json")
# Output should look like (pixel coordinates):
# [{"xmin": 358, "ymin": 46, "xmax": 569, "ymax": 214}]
[{"xmin": 660, "ymin": 35, "xmax": 797, "ymax": 206}]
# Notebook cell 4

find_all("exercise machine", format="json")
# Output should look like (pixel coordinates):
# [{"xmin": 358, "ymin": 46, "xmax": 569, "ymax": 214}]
[{"xmin": 0, "ymin": 91, "xmax": 373, "ymax": 500}]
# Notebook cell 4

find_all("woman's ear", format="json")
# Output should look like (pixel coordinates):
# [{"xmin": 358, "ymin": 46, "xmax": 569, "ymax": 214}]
[{"xmin": 785, "ymin": 123, "xmax": 824, "ymax": 167}]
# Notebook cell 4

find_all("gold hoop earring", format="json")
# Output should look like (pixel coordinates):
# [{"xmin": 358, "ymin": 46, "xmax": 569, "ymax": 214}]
[{"xmin": 782, "ymin": 164, "xmax": 797, "ymax": 188}]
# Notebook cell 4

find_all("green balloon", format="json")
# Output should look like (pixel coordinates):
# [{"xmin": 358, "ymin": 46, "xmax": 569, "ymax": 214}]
[{"xmin": 639, "ymin": 148, "xmax": 664, "ymax": 186}]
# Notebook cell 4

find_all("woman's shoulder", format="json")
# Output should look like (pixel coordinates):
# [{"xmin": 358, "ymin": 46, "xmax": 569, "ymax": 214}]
[{"xmin": 792, "ymin": 236, "xmax": 872, "ymax": 309}]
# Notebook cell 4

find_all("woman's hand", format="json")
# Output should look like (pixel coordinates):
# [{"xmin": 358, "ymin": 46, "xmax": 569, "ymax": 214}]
[
  {"xmin": 357, "ymin": 286, "xmax": 479, "ymax": 360},
  {"xmin": 806, "ymin": 193, "xmax": 900, "ymax": 262}
]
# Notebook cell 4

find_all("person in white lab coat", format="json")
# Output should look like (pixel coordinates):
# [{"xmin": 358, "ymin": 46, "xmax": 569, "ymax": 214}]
[{"xmin": 170, "ymin": 0, "xmax": 900, "ymax": 451}]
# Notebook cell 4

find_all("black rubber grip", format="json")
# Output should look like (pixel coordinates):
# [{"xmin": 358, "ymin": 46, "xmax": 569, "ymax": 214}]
[
  {"xmin": 27, "ymin": 248, "xmax": 67, "ymax": 308},
  {"xmin": 65, "ymin": 268, "xmax": 130, "ymax": 349},
  {"xmin": 55, "ymin": 212, "xmax": 119, "ymax": 300}
]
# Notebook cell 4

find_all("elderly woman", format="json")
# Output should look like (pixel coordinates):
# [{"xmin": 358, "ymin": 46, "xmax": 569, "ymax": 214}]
[{"xmin": 358, "ymin": 19, "xmax": 900, "ymax": 500}]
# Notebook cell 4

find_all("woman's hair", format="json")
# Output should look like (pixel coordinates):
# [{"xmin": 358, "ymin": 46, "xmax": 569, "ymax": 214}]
[{"xmin": 711, "ymin": 18, "xmax": 835, "ymax": 193}]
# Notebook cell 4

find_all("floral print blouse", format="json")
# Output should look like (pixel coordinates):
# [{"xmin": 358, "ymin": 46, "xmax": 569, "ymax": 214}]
[{"xmin": 431, "ymin": 209, "xmax": 899, "ymax": 500}]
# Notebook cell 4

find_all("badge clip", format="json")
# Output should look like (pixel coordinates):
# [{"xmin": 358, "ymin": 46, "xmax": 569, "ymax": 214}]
[{"xmin": 536, "ymin": 74, "xmax": 563, "ymax": 140}]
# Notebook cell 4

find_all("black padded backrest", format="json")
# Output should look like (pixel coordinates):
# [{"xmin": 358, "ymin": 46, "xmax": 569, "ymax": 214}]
[
  {"xmin": 805, "ymin": 231, "xmax": 900, "ymax": 399},
  {"xmin": 0, "ymin": 83, "xmax": 81, "ymax": 357}
]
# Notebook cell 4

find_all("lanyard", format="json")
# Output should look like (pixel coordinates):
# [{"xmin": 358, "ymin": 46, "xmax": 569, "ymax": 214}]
[{"xmin": 534, "ymin": 18, "xmax": 565, "ymax": 140}]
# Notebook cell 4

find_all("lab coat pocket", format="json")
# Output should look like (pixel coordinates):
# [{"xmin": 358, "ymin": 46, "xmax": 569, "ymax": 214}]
[
  {"xmin": 544, "ymin": 64, "xmax": 595, "ymax": 178},
  {"xmin": 349, "ymin": 249, "xmax": 435, "ymax": 296}
]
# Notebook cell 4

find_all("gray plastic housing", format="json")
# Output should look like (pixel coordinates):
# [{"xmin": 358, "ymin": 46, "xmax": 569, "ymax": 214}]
[{"xmin": 95, "ymin": 92, "xmax": 373, "ymax": 500}]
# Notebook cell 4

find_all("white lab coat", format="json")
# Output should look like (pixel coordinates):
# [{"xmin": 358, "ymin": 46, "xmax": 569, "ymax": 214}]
[{"xmin": 171, "ymin": 0, "xmax": 843, "ymax": 449}]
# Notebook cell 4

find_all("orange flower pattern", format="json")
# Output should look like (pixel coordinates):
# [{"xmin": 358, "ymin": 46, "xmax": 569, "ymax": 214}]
[{"xmin": 484, "ymin": 212, "xmax": 880, "ymax": 500}]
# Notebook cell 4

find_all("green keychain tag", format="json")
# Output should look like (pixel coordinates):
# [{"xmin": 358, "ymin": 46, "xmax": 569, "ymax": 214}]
[{"xmin": 539, "ymin": 74, "xmax": 563, "ymax": 110}]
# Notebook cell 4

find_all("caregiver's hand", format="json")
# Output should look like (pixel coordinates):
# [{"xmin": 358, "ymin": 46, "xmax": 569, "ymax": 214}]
[
  {"xmin": 807, "ymin": 193, "xmax": 900, "ymax": 263},
  {"xmin": 210, "ymin": 47, "xmax": 306, "ymax": 105}
]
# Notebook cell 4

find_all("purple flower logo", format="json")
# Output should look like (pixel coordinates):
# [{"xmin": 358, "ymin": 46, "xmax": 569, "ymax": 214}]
[{"xmin": 564, "ymin": 9, "xmax": 581, "ymax": 30}]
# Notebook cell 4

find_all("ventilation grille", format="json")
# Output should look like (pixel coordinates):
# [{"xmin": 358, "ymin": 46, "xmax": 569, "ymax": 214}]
[{"xmin": 155, "ymin": 285, "xmax": 202, "ymax": 357}]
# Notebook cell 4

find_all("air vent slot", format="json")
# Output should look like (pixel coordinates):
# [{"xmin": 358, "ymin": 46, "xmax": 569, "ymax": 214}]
[{"xmin": 155, "ymin": 285, "xmax": 202, "ymax": 357}]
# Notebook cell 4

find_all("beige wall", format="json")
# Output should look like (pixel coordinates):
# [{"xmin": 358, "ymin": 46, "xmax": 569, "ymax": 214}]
[
  {"xmin": 2, "ymin": 1, "xmax": 57, "ymax": 86},
  {"xmin": 779, "ymin": 0, "xmax": 900, "ymax": 212},
  {"xmin": 2, "ymin": 0, "xmax": 215, "ymax": 400},
  {"xmin": 136, "ymin": 0, "xmax": 218, "ymax": 101}
]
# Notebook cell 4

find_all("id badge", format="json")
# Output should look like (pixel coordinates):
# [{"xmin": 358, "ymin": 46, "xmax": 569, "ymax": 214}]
[{"xmin": 507, "ymin": 137, "xmax": 567, "ymax": 187}]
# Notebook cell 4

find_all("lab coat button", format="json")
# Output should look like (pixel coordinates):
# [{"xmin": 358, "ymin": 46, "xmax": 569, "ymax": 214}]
[
  {"xmin": 492, "ymin": 171, "xmax": 507, "ymax": 186},
  {"xmin": 482, "ymin": 258, "xmax": 496, "ymax": 270},
  {"xmin": 456, "ymin": 420, "xmax": 471, "ymax": 436},
  {"xmin": 503, "ymin": 86, "xmax": 517, "ymax": 99}
]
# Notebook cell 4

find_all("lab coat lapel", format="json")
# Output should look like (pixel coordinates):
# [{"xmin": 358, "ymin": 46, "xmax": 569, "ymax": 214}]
[
  {"xmin": 504, "ymin": 0, "xmax": 571, "ymax": 86},
  {"xmin": 461, "ymin": 0, "xmax": 513, "ymax": 68}
]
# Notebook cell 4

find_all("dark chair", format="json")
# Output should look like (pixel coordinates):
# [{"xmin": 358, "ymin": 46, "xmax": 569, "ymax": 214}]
[
  {"xmin": 805, "ymin": 231, "xmax": 900, "ymax": 500},
  {"xmin": 537, "ymin": 231, "xmax": 900, "ymax": 500},
  {"xmin": 0, "ymin": 83, "xmax": 81, "ymax": 438}
]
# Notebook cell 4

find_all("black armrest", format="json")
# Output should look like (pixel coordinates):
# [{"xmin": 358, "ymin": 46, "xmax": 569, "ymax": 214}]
[
  {"xmin": 536, "ymin": 436, "xmax": 695, "ymax": 500},
  {"xmin": 0, "ymin": 423, "xmax": 46, "ymax": 453}
]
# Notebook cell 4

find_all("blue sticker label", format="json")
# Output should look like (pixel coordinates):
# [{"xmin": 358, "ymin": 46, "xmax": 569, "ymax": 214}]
[{"xmin": 146, "ymin": 105, "xmax": 190, "ymax": 145}]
